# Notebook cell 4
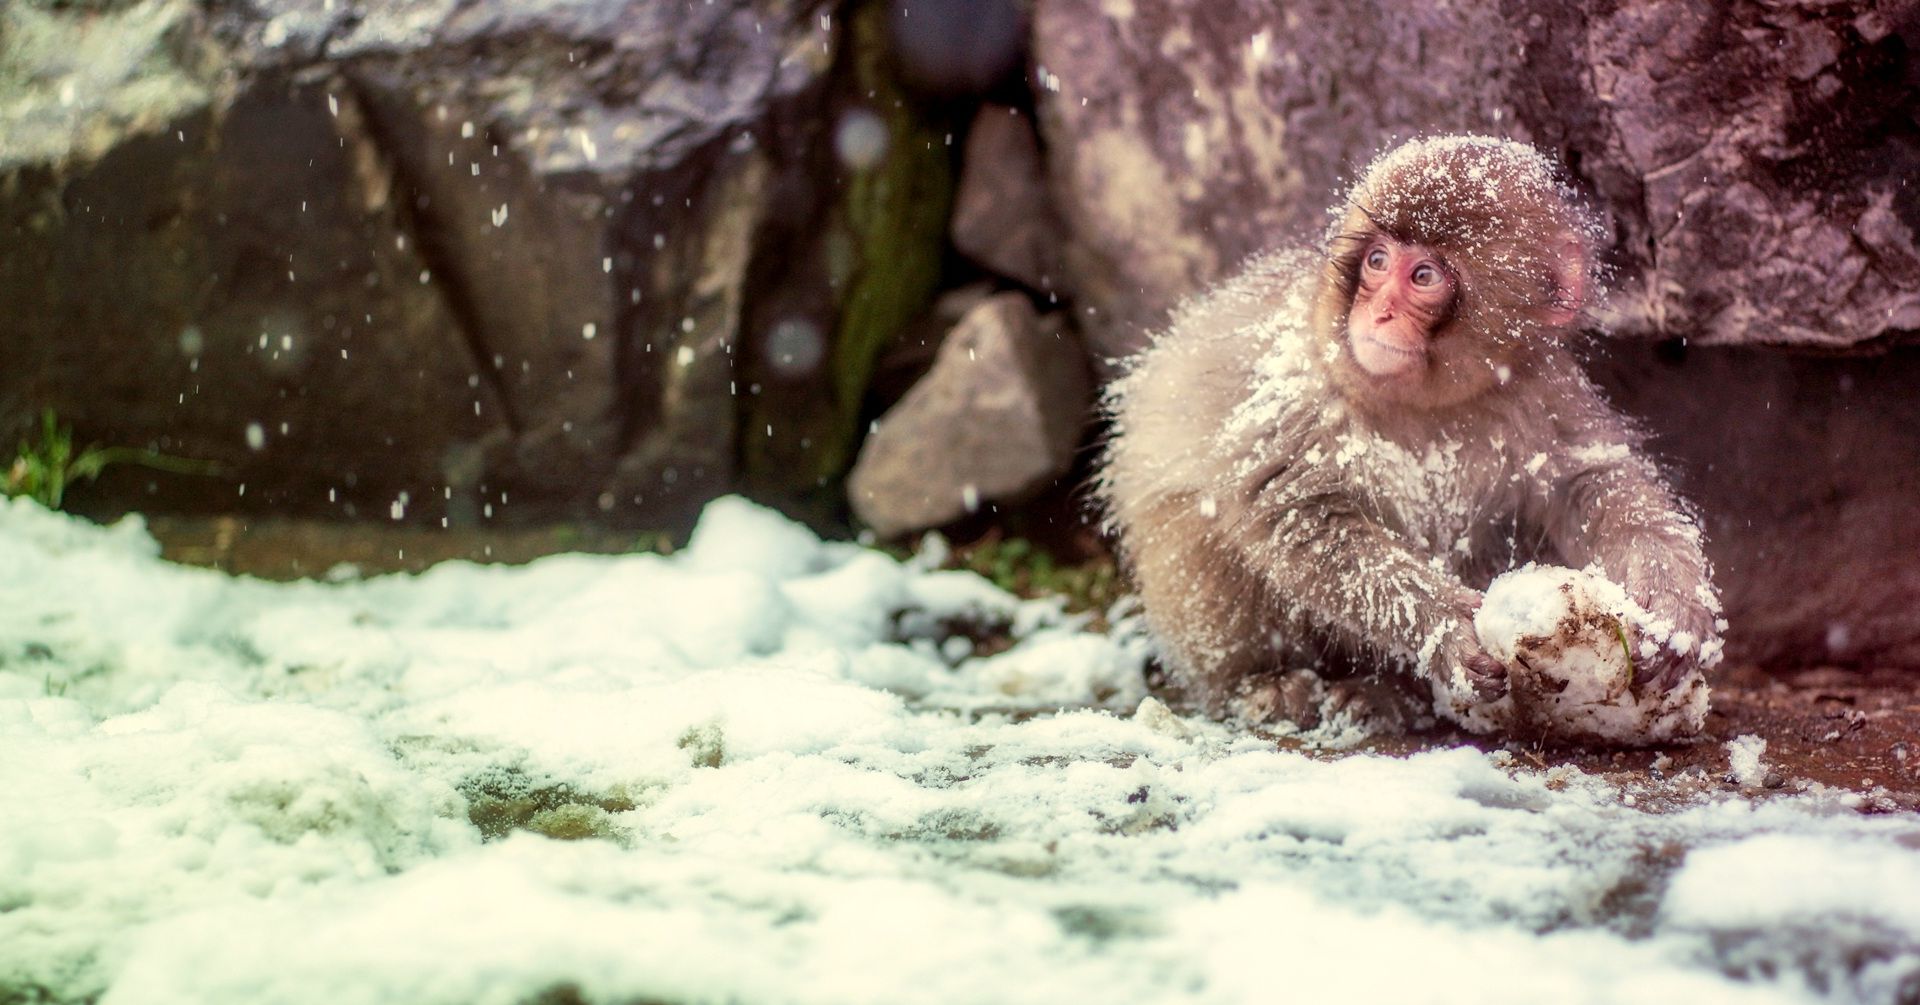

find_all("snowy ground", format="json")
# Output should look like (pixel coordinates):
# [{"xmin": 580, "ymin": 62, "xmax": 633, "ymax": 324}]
[{"xmin": 3, "ymin": 496, "xmax": 1918, "ymax": 1005}]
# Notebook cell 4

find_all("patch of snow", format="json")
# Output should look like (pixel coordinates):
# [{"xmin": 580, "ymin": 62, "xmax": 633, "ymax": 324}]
[
  {"xmin": 0, "ymin": 497, "xmax": 1916, "ymax": 1004},
  {"xmin": 1727, "ymin": 734, "xmax": 1770, "ymax": 788}
]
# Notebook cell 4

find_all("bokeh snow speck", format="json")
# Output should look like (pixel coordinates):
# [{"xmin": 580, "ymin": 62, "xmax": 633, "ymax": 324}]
[{"xmin": 1, "ymin": 495, "xmax": 1918, "ymax": 1005}]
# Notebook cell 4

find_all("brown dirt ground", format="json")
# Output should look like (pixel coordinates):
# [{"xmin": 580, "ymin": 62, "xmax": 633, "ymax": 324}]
[
  {"xmin": 144, "ymin": 516, "xmax": 1920, "ymax": 813},
  {"xmin": 1331, "ymin": 663, "xmax": 1920, "ymax": 814},
  {"xmin": 145, "ymin": 514, "xmax": 656, "ymax": 576}
]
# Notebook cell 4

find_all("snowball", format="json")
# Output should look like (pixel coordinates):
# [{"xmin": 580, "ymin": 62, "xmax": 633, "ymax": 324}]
[{"xmin": 1451, "ymin": 565, "xmax": 1710, "ymax": 744}]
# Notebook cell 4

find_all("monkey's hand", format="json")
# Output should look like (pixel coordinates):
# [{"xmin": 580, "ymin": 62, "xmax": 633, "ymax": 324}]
[
  {"xmin": 1633, "ymin": 587, "xmax": 1722, "ymax": 693},
  {"xmin": 1438, "ymin": 590, "xmax": 1509, "ymax": 700},
  {"xmin": 1461, "ymin": 649, "xmax": 1510, "ymax": 699}
]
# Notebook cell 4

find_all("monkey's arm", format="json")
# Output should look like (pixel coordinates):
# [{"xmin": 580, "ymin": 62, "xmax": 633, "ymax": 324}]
[
  {"xmin": 1237, "ymin": 493, "xmax": 1502, "ymax": 692},
  {"xmin": 1541, "ymin": 447, "xmax": 1723, "ymax": 686}
]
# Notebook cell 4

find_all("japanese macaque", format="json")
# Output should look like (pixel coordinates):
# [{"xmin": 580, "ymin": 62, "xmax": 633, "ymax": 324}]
[{"xmin": 1097, "ymin": 135, "xmax": 1725, "ymax": 733}]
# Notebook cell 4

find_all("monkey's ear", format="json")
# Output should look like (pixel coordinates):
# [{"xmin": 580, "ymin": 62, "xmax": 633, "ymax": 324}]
[{"xmin": 1545, "ymin": 239, "xmax": 1590, "ymax": 327}]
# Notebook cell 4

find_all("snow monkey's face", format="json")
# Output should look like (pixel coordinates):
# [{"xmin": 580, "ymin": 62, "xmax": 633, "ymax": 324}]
[
  {"xmin": 1345, "ymin": 237, "xmax": 1457, "ymax": 381},
  {"xmin": 1317, "ymin": 135, "xmax": 1602, "ymax": 410}
]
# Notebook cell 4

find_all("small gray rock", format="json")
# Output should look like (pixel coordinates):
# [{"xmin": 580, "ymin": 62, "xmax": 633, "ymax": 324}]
[
  {"xmin": 952, "ymin": 105, "xmax": 1060, "ymax": 291},
  {"xmin": 848, "ymin": 293, "xmax": 1090, "ymax": 537}
]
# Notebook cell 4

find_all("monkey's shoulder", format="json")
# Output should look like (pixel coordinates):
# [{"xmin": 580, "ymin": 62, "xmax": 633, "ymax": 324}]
[
  {"xmin": 1111, "ymin": 297, "xmax": 1309, "ymax": 429},
  {"xmin": 1168, "ymin": 250, "xmax": 1320, "ymax": 327}
]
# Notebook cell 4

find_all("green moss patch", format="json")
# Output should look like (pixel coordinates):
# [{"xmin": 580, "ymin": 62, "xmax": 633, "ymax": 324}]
[{"xmin": 459, "ymin": 770, "xmax": 649, "ymax": 844}]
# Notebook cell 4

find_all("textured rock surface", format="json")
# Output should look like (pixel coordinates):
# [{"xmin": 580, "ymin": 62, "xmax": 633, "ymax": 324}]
[
  {"xmin": 1031, "ymin": 0, "xmax": 1920, "ymax": 359},
  {"xmin": 952, "ymin": 104, "xmax": 1060, "ymax": 291},
  {"xmin": 0, "ymin": 0, "xmax": 216, "ymax": 170},
  {"xmin": 0, "ymin": 0, "xmax": 882, "ymax": 527},
  {"xmin": 1522, "ymin": 3, "xmax": 1920, "ymax": 348},
  {"xmin": 1589, "ymin": 341, "xmax": 1920, "ymax": 669},
  {"xmin": 866, "ymin": 283, "xmax": 997, "ymax": 407},
  {"xmin": 0, "ymin": 86, "xmax": 496, "ymax": 519},
  {"xmin": 734, "ymin": 2, "xmax": 953, "ymax": 516},
  {"xmin": 848, "ymin": 293, "xmax": 1090, "ymax": 537}
]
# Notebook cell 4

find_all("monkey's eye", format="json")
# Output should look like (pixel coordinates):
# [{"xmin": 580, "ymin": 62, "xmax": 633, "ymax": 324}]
[
  {"xmin": 1411, "ymin": 263, "xmax": 1442, "ymax": 287},
  {"xmin": 1365, "ymin": 247, "xmax": 1389, "ymax": 271}
]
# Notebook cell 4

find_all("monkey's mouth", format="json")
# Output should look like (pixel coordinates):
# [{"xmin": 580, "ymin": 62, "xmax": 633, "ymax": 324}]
[
  {"xmin": 1351, "ymin": 331, "xmax": 1427, "ymax": 377},
  {"xmin": 1359, "ymin": 333, "xmax": 1420, "ymax": 357}
]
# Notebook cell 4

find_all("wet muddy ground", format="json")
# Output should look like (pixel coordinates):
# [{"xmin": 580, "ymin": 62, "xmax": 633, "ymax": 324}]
[
  {"xmin": 145, "ymin": 515, "xmax": 1920, "ymax": 813},
  {"xmin": 1340, "ymin": 663, "xmax": 1920, "ymax": 814},
  {"xmin": 145, "ymin": 514, "xmax": 655, "ymax": 577}
]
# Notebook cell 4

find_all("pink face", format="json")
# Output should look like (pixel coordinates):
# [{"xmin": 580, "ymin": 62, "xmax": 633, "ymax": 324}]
[{"xmin": 1346, "ymin": 239, "xmax": 1456, "ymax": 379}]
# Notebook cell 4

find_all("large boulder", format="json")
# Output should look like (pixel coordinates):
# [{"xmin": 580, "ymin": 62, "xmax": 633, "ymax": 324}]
[
  {"xmin": 0, "ymin": 84, "xmax": 498, "ymax": 521},
  {"xmin": 1031, "ymin": 0, "xmax": 1920, "ymax": 358},
  {"xmin": 0, "ymin": 0, "xmax": 949, "ymax": 528},
  {"xmin": 1590, "ymin": 342, "xmax": 1920, "ymax": 669}
]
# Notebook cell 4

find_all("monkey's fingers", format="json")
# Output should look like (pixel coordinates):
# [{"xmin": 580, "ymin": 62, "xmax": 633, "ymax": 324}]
[
  {"xmin": 1462, "ymin": 651, "xmax": 1510, "ymax": 700},
  {"xmin": 1447, "ymin": 586, "xmax": 1486, "ymax": 618},
  {"xmin": 1636, "ymin": 650, "xmax": 1694, "ymax": 693}
]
